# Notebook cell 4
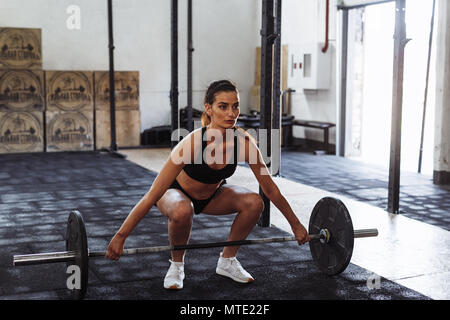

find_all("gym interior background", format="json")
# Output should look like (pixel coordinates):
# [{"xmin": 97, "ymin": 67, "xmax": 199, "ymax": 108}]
[{"xmin": 0, "ymin": 0, "xmax": 449, "ymax": 302}]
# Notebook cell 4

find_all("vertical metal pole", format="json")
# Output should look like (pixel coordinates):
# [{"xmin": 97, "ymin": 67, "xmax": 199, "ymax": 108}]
[
  {"xmin": 418, "ymin": 0, "xmax": 436, "ymax": 173},
  {"xmin": 170, "ymin": 0, "xmax": 179, "ymax": 148},
  {"xmin": 187, "ymin": 0, "xmax": 194, "ymax": 132},
  {"xmin": 272, "ymin": 0, "xmax": 282, "ymax": 177},
  {"xmin": 107, "ymin": 0, "xmax": 117, "ymax": 151},
  {"xmin": 258, "ymin": 0, "xmax": 275, "ymax": 227},
  {"xmin": 388, "ymin": 0, "xmax": 408, "ymax": 214},
  {"xmin": 338, "ymin": 9, "xmax": 349, "ymax": 157}
]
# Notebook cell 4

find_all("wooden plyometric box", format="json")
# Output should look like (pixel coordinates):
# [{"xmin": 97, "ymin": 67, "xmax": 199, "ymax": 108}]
[
  {"xmin": 281, "ymin": 44, "xmax": 288, "ymax": 90},
  {"xmin": 251, "ymin": 45, "xmax": 289, "ymax": 113},
  {"xmin": 0, "ymin": 111, "xmax": 44, "ymax": 153},
  {"xmin": 254, "ymin": 47, "xmax": 261, "ymax": 87},
  {"xmin": 254, "ymin": 45, "xmax": 288, "ymax": 90},
  {"xmin": 250, "ymin": 85, "xmax": 260, "ymax": 112},
  {"xmin": 95, "ymin": 109, "xmax": 141, "ymax": 149},
  {"xmin": 0, "ymin": 28, "xmax": 42, "ymax": 69},
  {"xmin": 46, "ymin": 110, "xmax": 94, "ymax": 152},
  {"xmin": 46, "ymin": 71, "xmax": 94, "ymax": 113},
  {"xmin": 0, "ymin": 69, "xmax": 44, "ymax": 112},
  {"xmin": 94, "ymin": 71, "xmax": 139, "ymax": 111}
]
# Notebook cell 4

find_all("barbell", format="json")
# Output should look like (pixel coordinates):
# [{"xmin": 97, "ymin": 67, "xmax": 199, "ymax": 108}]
[{"xmin": 12, "ymin": 196, "xmax": 378, "ymax": 300}]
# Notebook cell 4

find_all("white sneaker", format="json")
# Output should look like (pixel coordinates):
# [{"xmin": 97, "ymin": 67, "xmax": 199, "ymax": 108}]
[
  {"xmin": 164, "ymin": 259, "xmax": 185, "ymax": 289},
  {"xmin": 216, "ymin": 253, "xmax": 254, "ymax": 283}
]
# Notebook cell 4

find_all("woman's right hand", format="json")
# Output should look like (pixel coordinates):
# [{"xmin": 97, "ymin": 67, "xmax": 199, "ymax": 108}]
[{"xmin": 105, "ymin": 233, "xmax": 126, "ymax": 260}]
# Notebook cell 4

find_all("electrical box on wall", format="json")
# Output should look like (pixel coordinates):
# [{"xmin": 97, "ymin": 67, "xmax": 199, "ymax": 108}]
[{"xmin": 288, "ymin": 43, "xmax": 331, "ymax": 90}]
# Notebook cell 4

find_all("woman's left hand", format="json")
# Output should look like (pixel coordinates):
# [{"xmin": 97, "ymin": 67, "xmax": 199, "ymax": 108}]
[{"xmin": 292, "ymin": 223, "xmax": 310, "ymax": 246}]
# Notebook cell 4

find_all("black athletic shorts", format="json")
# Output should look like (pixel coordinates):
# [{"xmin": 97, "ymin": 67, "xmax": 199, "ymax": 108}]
[{"xmin": 168, "ymin": 179, "xmax": 227, "ymax": 214}]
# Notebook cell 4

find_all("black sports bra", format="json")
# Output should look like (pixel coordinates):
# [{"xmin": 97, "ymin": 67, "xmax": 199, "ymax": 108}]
[{"xmin": 183, "ymin": 126, "xmax": 238, "ymax": 184}]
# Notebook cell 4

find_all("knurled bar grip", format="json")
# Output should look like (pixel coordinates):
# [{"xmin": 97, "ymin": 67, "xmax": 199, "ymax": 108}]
[{"xmin": 13, "ymin": 229, "xmax": 378, "ymax": 267}]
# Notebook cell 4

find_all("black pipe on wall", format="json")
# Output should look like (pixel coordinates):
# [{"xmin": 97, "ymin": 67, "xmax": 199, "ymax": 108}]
[
  {"xmin": 258, "ymin": 0, "xmax": 276, "ymax": 227},
  {"xmin": 186, "ymin": 0, "xmax": 194, "ymax": 132},
  {"xmin": 107, "ymin": 0, "xmax": 117, "ymax": 152},
  {"xmin": 170, "ymin": 0, "xmax": 179, "ymax": 148}
]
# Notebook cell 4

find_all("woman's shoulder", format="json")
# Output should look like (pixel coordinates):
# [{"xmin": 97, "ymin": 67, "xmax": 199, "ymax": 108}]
[
  {"xmin": 179, "ymin": 126, "xmax": 204, "ymax": 142},
  {"xmin": 176, "ymin": 126, "xmax": 204, "ymax": 153},
  {"xmin": 170, "ymin": 127, "xmax": 205, "ymax": 165},
  {"xmin": 235, "ymin": 126, "xmax": 257, "ymax": 145}
]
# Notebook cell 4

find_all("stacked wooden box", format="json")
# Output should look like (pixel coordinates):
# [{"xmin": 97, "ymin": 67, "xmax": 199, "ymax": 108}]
[
  {"xmin": 94, "ymin": 71, "xmax": 140, "ymax": 149},
  {"xmin": 0, "ymin": 28, "xmax": 44, "ymax": 153},
  {"xmin": 0, "ymin": 27, "xmax": 140, "ymax": 154},
  {"xmin": 250, "ymin": 45, "xmax": 289, "ymax": 112},
  {"xmin": 45, "ymin": 71, "xmax": 94, "ymax": 151}
]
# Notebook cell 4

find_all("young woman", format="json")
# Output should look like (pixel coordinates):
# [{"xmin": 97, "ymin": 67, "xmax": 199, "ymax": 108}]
[{"xmin": 105, "ymin": 80, "xmax": 310, "ymax": 289}]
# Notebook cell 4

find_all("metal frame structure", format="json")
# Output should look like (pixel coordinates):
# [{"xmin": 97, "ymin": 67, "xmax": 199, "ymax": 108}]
[
  {"xmin": 170, "ymin": 0, "xmax": 194, "ymax": 147},
  {"xmin": 107, "ymin": 0, "xmax": 117, "ymax": 152},
  {"xmin": 418, "ymin": 0, "xmax": 436, "ymax": 173},
  {"xmin": 337, "ymin": 0, "xmax": 394, "ymax": 10},
  {"xmin": 272, "ymin": 0, "xmax": 282, "ymax": 178},
  {"xmin": 338, "ymin": 8, "xmax": 348, "ymax": 157},
  {"xmin": 388, "ymin": 0, "xmax": 408, "ymax": 213},
  {"xmin": 258, "ymin": 0, "xmax": 275, "ymax": 227},
  {"xmin": 108, "ymin": 0, "xmax": 408, "ymax": 216},
  {"xmin": 258, "ymin": 0, "xmax": 283, "ymax": 227},
  {"xmin": 186, "ymin": 0, "xmax": 194, "ymax": 132},
  {"xmin": 167, "ymin": 0, "xmax": 283, "ymax": 226},
  {"xmin": 170, "ymin": 0, "xmax": 179, "ymax": 148},
  {"xmin": 337, "ymin": 0, "xmax": 407, "ymax": 214}
]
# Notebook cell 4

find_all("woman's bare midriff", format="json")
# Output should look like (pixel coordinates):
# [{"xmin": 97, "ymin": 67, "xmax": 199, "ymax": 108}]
[{"xmin": 175, "ymin": 170, "xmax": 223, "ymax": 200}]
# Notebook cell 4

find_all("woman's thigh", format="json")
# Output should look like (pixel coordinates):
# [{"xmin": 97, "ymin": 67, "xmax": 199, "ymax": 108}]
[
  {"xmin": 156, "ymin": 188, "xmax": 194, "ymax": 218},
  {"xmin": 201, "ymin": 184, "xmax": 263, "ymax": 216}
]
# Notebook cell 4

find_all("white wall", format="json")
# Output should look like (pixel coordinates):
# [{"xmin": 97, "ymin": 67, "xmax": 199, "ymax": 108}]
[
  {"xmin": 0, "ymin": 0, "xmax": 259, "ymax": 131},
  {"xmin": 282, "ymin": 0, "xmax": 338, "ymax": 144},
  {"xmin": 177, "ymin": 0, "xmax": 260, "ymax": 124},
  {"xmin": 359, "ymin": 2, "xmax": 394, "ymax": 168}
]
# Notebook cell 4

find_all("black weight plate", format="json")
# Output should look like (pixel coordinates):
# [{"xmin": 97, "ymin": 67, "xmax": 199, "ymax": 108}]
[
  {"xmin": 308, "ymin": 197, "xmax": 354, "ymax": 275},
  {"xmin": 66, "ymin": 210, "xmax": 89, "ymax": 300}
]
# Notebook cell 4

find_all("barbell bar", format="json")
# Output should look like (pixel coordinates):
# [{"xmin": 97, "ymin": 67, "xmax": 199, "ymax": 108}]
[{"xmin": 13, "ymin": 228, "xmax": 378, "ymax": 267}]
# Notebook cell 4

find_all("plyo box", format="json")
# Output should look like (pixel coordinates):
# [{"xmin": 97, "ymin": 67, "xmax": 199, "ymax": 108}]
[
  {"xmin": 46, "ymin": 110, "xmax": 94, "ymax": 152},
  {"xmin": 0, "ymin": 69, "xmax": 45, "ymax": 153},
  {"xmin": 0, "ymin": 69, "xmax": 45, "ymax": 112},
  {"xmin": 45, "ymin": 70, "xmax": 94, "ymax": 113},
  {"xmin": 0, "ymin": 28, "xmax": 42, "ymax": 70},
  {"xmin": 252, "ymin": 45, "xmax": 288, "ymax": 112},
  {"xmin": 45, "ymin": 71, "xmax": 94, "ymax": 151},
  {"xmin": 0, "ymin": 111, "xmax": 44, "ymax": 153},
  {"xmin": 94, "ymin": 71, "xmax": 139, "ymax": 111},
  {"xmin": 94, "ymin": 71, "xmax": 140, "ymax": 149},
  {"xmin": 95, "ymin": 109, "xmax": 141, "ymax": 149}
]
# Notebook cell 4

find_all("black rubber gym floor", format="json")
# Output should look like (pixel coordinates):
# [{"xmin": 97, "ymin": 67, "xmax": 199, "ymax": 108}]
[{"xmin": 0, "ymin": 151, "xmax": 432, "ymax": 300}]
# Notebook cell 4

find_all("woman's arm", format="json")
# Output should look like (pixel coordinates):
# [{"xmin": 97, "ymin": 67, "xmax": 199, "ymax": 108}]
[
  {"xmin": 242, "ymin": 134, "xmax": 310, "ymax": 245},
  {"xmin": 114, "ymin": 151, "xmax": 185, "ymax": 238},
  {"xmin": 106, "ymin": 131, "xmax": 197, "ymax": 259}
]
